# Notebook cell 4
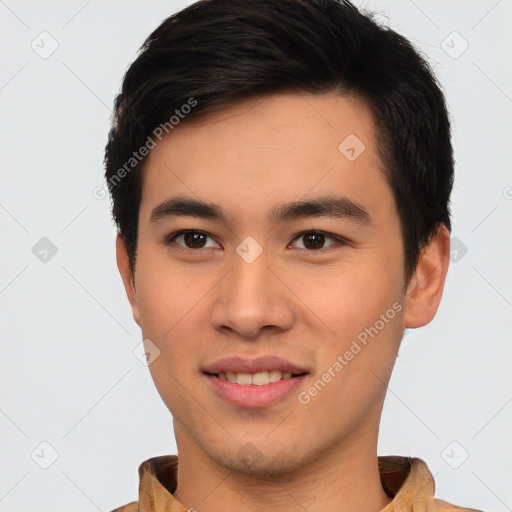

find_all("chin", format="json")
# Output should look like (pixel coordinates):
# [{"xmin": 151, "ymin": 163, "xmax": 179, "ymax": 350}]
[
  {"xmin": 214, "ymin": 443, "xmax": 309, "ymax": 478},
  {"xmin": 175, "ymin": 412, "xmax": 320, "ymax": 477}
]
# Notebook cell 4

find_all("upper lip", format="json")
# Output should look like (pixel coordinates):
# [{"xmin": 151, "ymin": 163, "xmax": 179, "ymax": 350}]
[{"xmin": 203, "ymin": 355, "xmax": 309, "ymax": 375}]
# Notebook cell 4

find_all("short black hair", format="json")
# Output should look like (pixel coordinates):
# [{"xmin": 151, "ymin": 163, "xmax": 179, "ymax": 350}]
[{"xmin": 104, "ymin": 0, "xmax": 454, "ymax": 281}]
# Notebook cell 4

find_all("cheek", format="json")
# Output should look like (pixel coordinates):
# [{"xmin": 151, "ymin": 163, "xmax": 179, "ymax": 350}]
[
  {"xmin": 295, "ymin": 266, "xmax": 404, "ymax": 432},
  {"xmin": 298, "ymin": 254, "xmax": 404, "ymax": 345},
  {"xmin": 134, "ymin": 245, "xmax": 200, "ymax": 334},
  {"xmin": 133, "ymin": 246, "xmax": 214, "ymax": 383}
]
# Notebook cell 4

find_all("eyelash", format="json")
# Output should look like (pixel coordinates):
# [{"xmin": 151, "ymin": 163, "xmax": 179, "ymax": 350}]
[{"xmin": 165, "ymin": 229, "xmax": 349, "ymax": 254}]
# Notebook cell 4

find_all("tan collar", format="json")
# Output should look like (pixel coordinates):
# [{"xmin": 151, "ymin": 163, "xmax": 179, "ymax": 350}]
[{"xmin": 112, "ymin": 454, "xmax": 480, "ymax": 512}]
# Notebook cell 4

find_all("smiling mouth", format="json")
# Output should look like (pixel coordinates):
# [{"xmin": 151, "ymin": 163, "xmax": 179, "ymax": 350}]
[{"xmin": 206, "ymin": 370, "xmax": 307, "ymax": 386}]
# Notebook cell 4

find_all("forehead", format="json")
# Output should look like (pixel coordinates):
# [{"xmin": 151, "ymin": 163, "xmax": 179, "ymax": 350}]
[{"xmin": 139, "ymin": 91, "xmax": 394, "ymax": 226}]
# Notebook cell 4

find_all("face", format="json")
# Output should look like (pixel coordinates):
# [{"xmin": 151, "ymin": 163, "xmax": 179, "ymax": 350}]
[{"xmin": 117, "ymin": 91, "xmax": 448, "ymax": 475}]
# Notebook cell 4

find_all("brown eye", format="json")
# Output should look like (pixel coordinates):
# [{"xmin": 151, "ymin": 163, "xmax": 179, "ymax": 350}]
[
  {"xmin": 302, "ymin": 232, "xmax": 326, "ymax": 249},
  {"xmin": 183, "ymin": 232, "xmax": 207, "ymax": 248},
  {"xmin": 167, "ymin": 230, "xmax": 220, "ymax": 251},
  {"xmin": 290, "ymin": 231, "xmax": 344, "ymax": 251}
]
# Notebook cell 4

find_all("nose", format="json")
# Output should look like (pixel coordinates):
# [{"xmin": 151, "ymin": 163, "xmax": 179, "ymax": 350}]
[{"xmin": 209, "ymin": 249, "xmax": 295, "ymax": 340}]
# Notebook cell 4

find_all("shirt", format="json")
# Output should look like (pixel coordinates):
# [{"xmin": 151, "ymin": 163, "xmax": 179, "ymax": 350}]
[{"xmin": 111, "ymin": 455, "xmax": 483, "ymax": 512}]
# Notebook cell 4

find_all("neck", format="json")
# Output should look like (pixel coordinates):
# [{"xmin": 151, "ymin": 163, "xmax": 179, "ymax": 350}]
[{"xmin": 173, "ymin": 424, "xmax": 392, "ymax": 512}]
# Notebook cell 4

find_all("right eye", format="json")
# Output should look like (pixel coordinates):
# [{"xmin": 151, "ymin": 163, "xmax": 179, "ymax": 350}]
[{"xmin": 166, "ymin": 230, "xmax": 221, "ymax": 252}]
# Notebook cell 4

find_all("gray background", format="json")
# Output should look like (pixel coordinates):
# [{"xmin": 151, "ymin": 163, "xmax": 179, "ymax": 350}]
[{"xmin": 0, "ymin": 1, "xmax": 511, "ymax": 510}]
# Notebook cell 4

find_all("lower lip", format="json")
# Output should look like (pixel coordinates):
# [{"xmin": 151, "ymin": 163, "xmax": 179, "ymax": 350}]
[{"xmin": 205, "ymin": 374, "xmax": 307, "ymax": 408}]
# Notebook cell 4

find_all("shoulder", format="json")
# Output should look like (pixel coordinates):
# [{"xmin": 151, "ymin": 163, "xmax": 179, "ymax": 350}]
[
  {"xmin": 109, "ymin": 502, "xmax": 138, "ymax": 512},
  {"xmin": 434, "ymin": 497, "xmax": 484, "ymax": 512}
]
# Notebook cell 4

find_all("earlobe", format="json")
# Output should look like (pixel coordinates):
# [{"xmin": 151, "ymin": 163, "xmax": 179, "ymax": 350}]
[
  {"xmin": 403, "ymin": 225, "xmax": 450, "ymax": 329},
  {"xmin": 115, "ymin": 233, "xmax": 141, "ymax": 327}
]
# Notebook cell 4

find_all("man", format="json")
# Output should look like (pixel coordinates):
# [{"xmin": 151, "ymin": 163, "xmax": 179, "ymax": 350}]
[{"xmin": 105, "ymin": 0, "xmax": 482, "ymax": 510}]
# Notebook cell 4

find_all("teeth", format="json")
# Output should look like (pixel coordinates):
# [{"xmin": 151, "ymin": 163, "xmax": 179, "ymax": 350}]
[
  {"xmin": 252, "ymin": 371, "xmax": 270, "ymax": 386},
  {"xmin": 236, "ymin": 373, "xmax": 253, "ymax": 385},
  {"xmin": 269, "ymin": 370, "xmax": 282, "ymax": 382},
  {"xmin": 217, "ymin": 370, "xmax": 296, "ymax": 385}
]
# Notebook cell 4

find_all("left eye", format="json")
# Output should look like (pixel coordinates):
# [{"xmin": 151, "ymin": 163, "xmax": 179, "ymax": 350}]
[{"xmin": 289, "ymin": 231, "xmax": 342, "ymax": 251}]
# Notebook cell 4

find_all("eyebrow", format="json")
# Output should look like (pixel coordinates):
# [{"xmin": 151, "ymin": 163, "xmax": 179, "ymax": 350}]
[{"xmin": 149, "ymin": 194, "xmax": 371, "ymax": 226}]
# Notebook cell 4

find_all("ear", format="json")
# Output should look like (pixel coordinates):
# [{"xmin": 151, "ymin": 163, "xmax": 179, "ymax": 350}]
[
  {"xmin": 403, "ymin": 225, "xmax": 450, "ymax": 329},
  {"xmin": 116, "ymin": 233, "xmax": 141, "ymax": 327}
]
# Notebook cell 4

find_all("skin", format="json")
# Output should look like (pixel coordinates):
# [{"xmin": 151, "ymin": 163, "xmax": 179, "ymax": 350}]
[{"xmin": 116, "ymin": 91, "xmax": 450, "ymax": 512}]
